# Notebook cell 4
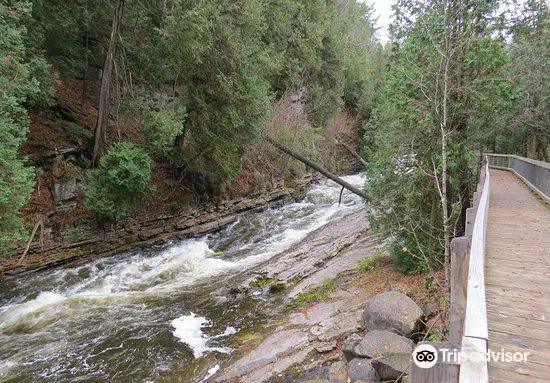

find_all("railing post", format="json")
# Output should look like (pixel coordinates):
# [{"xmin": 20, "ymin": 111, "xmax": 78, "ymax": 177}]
[
  {"xmin": 410, "ymin": 342, "xmax": 459, "ymax": 383},
  {"xmin": 450, "ymin": 236, "xmax": 470, "ymax": 345},
  {"xmin": 465, "ymin": 207, "xmax": 475, "ymax": 238}
]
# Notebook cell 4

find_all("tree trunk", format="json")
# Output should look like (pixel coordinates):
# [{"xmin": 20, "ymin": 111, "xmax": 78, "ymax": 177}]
[
  {"xmin": 338, "ymin": 140, "xmax": 368, "ymax": 167},
  {"xmin": 92, "ymin": 0, "xmax": 125, "ymax": 166},
  {"xmin": 440, "ymin": 0, "xmax": 452, "ymax": 294},
  {"xmin": 266, "ymin": 137, "xmax": 369, "ymax": 200}
]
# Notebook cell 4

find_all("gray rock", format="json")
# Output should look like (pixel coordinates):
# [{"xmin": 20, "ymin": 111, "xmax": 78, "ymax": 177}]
[
  {"xmin": 372, "ymin": 353, "xmax": 410, "ymax": 381},
  {"xmin": 51, "ymin": 178, "xmax": 78, "ymax": 202},
  {"xmin": 352, "ymin": 330, "xmax": 414, "ymax": 359},
  {"xmin": 329, "ymin": 361, "xmax": 348, "ymax": 383},
  {"xmin": 347, "ymin": 358, "xmax": 378, "ymax": 382},
  {"xmin": 363, "ymin": 291, "xmax": 423, "ymax": 337},
  {"xmin": 314, "ymin": 340, "xmax": 337, "ymax": 353},
  {"xmin": 342, "ymin": 333, "xmax": 363, "ymax": 361}
]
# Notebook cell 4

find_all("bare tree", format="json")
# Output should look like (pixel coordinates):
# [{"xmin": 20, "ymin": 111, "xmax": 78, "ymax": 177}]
[{"xmin": 92, "ymin": 0, "xmax": 125, "ymax": 166}]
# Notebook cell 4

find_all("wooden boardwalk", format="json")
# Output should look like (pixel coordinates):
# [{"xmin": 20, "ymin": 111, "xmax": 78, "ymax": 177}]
[{"xmin": 486, "ymin": 169, "xmax": 550, "ymax": 382}]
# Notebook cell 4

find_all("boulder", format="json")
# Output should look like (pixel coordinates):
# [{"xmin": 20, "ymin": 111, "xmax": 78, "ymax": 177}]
[
  {"xmin": 328, "ymin": 361, "xmax": 348, "ymax": 383},
  {"xmin": 347, "ymin": 358, "xmax": 378, "ymax": 382},
  {"xmin": 51, "ymin": 178, "xmax": 78, "ymax": 202},
  {"xmin": 363, "ymin": 291, "xmax": 423, "ymax": 337},
  {"xmin": 342, "ymin": 333, "xmax": 363, "ymax": 361},
  {"xmin": 372, "ymin": 353, "xmax": 410, "ymax": 381},
  {"xmin": 349, "ymin": 330, "xmax": 415, "ymax": 359}
]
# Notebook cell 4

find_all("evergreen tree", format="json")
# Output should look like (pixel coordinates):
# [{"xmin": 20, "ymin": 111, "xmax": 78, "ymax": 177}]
[{"xmin": 0, "ymin": 1, "xmax": 55, "ymax": 252}]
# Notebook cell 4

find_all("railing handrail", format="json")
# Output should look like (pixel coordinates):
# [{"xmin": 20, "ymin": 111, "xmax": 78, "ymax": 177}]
[
  {"xmin": 486, "ymin": 153, "xmax": 550, "ymax": 170},
  {"xmin": 459, "ymin": 158, "xmax": 490, "ymax": 383},
  {"xmin": 486, "ymin": 153, "xmax": 550, "ymax": 205}
]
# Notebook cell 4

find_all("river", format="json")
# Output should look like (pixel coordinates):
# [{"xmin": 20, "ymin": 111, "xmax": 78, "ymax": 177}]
[{"xmin": 0, "ymin": 174, "xmax": 365, "ymax": 382}]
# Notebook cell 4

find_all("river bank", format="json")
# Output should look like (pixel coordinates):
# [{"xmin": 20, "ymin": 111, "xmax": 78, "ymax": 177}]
[
  {"xmin": 207, "ymin": 213, "xmax": 445, "ymax": 383},
  {"xmin": 0, "ymin": 174, "xmax": 445, "ymax": 382},
  {"xmin": 0, "ymin": 174, "xmax": 320, "ymax": 275}
]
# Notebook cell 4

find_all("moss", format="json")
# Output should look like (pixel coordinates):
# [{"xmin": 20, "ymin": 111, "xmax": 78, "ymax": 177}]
[
  {"xmin": 287, "ymin": 278, "xmax": 336, "ymax": 310},
  {"xmin": 358, "ymin": 251, "xmax": 393, "ymax": 273},
  {"xmin": 248, "ymin": 277, "xmax": 272, "ymax": 288},
  {"xmin": 268, "ymin": 282, "xmax": 286, "ymax": 293},
  {"xmin": 248, "ymin": 277, "xmax": 286, "ymax": 293}
]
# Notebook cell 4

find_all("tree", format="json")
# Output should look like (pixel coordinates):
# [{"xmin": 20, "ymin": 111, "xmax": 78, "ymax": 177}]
[
  {"xmin": 500, "ymin": 0, "xmax": 550, "ymax": 160},
  {"xmin": 0, "ymin": 1, "xmax": 55, "ymax": 253},
  {"xmin": 92, "ymin": 0, "xmax": 125, "ymax": 166},
  {"xmin": 85, "ymin": 142, "xmax": 154, "ymax": 219},
  {"xmin": 164, "ymin": 0, "xmax": 271, "ymax": 182},
  {"xmin": 364, "ymin": 0, "xmax": 513, "ymax": 283}
]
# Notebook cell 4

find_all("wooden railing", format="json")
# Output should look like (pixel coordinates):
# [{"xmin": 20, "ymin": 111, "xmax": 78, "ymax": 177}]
[
  {"xmin": 458, "ymin": 158, "xmax": 490, "ymax": 383},
  {"xmin": 411, "ymin": 157, "xmax": 491, "ymax": 383},
  {"xmin": 486, "ymin": 153, "xmax": 550, "ymax": 203},
  {"xmin": 411, "ymin": 153, "xmax": 550, "ymax": 383}
]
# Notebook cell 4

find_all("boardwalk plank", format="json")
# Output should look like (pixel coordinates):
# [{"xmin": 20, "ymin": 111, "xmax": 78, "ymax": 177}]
[{"xmin": 486, "ymin": 169, "xmax": 550, "ymax": 383}]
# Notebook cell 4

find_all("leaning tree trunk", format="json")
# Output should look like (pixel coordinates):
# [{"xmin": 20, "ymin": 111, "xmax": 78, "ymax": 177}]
[
  {"xmin": 92, "ymin": 0, "xmax": 125, "ymax": 166},
  {"xmin": 266, "ymin": 137, "xmax": 369, "ymax": 200}
]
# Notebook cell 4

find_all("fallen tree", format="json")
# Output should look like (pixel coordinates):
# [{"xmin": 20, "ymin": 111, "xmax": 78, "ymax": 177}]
[{"xmin": 266, "ymin": 137, "xmax": 368, "ymax": 200}]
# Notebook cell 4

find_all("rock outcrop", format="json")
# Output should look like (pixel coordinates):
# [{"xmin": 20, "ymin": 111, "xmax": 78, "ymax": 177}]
[
  {"xmin": 347, "ymin": 358, "xmax": 378, "ymax": 382},
  {"xmin": 362, "ymin": 291, "xmax": 424, "ymax": 337},
  {"xmin": 343, "ymin": 330, "xmax": 414, "ymax": 360}
]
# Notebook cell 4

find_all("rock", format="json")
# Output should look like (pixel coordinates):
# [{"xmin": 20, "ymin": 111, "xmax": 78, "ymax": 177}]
[
  {"xmin": 351, "ymin": 330, "xmax": 414, "ymax": 359},
  {"xmin": 347, "ymin": 358, "xmax": 378, "ymax": 382},
  {"xmin": 328, "ymin": 361, "xmax": 348, "ymax": 383},
  {"xmin": 362, "ymin": 291, "xmax": 423, "ymax": 337},
  {"xmin": 51, "ymin": 178, "xmax": 78, "ymax": 202},
  {"xmin": 342, "ymin": 333, "xmax": 362, "ymax": 361},
  {"xmin": 372, "ymin": 353, "xmax": 410, "ymax": 381},
  {"xmin": 313, "ymin": 340, "xmax": 337, "ymax": 353}
]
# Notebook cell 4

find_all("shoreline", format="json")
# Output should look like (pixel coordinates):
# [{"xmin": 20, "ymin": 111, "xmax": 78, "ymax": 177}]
[{"xmin": 0, "ymin": 174, "xmax": 320, "ymax": 276}]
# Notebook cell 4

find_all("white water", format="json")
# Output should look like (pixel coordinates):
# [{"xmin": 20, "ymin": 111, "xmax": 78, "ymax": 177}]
[
  {"xmin": 171, "ymin": 313, "xmax": 236, "ymax": 358},
  {"xmin": 0, "ymin": 174, "xmax": 365, "ymax": 382}
]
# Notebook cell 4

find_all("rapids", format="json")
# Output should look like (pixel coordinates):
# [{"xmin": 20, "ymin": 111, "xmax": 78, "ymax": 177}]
[{"xmin": 0, "ymin": 174, "xmax": 365, "ymax": 382}]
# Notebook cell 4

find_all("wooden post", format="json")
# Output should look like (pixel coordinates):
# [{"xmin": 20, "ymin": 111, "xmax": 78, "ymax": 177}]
[
  {"xmin": 465, "ymin": 207, "xmax": 475, "ymax": 238},
  {"xmin": 410, "ymin": 342, "xmax": 459, "ymax": 383},
  {"xmin": 450, "ymin": 236, "xmax": 470, "ymax": 344}
]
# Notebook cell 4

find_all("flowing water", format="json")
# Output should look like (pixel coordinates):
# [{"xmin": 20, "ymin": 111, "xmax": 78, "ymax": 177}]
[{"xmin": 0, "ymin": 174, "xmax": 365, "ymax": 383}]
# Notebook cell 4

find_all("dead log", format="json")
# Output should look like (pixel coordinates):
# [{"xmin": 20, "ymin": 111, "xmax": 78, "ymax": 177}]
[
  {"xmin": 338, "ymin": 139, "xmax": 368, "ymax": 167},
  {"xmin": 266, "ymin": 137, "xmax": 368, "ymax": 200}
]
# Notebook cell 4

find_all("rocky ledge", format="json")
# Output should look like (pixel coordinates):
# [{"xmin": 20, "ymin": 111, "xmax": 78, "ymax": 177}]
[
  {"xmin": 211, "ymin": 208, "xmax": 430, "ymax": 383},
  {"xmin": 0, "ymin": 174, "xmax": 318, "ymax": 275}
]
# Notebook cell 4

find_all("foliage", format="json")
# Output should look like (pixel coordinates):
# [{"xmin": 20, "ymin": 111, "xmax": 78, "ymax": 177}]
[
  {"xmin": 164, "ymin": 0, "xmax": 272, "ymax": 183},
  {"xmin": 287, "ymin": 278, "xmax": 335, "ymax": 309},
  {"xmin": 358, "ymin": 251, "xmax": 393, "ymax": 273},
  {"xmin": 124, "ymin": 101, "xmax": 186, "ymax": 159},
  {"xmin": 497, "ymin": 0, "xmax": 550, "ymax": 160},
  {"xmin": 364, "ymin": 0, "xmax": 514, "ymax": 274},
  {"xmin": 0, "ymin": 1, "xmax": 55, "ymax": 253},
  {"xmin": 85, "ymin": 142, "xmax": 154, "ymax": 220},
  {"xmin": 264, "ymin": 0, "xmax": 379, "ymax": 123}
]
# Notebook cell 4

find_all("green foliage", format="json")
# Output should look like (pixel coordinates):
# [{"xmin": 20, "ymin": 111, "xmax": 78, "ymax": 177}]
[
  {"xmin": 497, "ymin": 0, "xmax": 550, "ymax": 160},
  {"xmin": 287, "ymin": 278, "xmax": 335, "ymax": 309},
  {"xmin": 85, "ymin": 142, "xmax": 154, "ymax": 220},
  {"xmin": 264, "ymin": 0, "xmax": 379, "ymax": 123},
  {"xmin": 364, "ymin": 0, "xmax": 513, "ymax": 274},
  {"xmin": 164, "ymin": 0, "xmax": 271, "ymax": 182},
  {"xmin": 358, "ymin": 252, "xmax": 392, "ymax": 273},
  {"xmin": 0, "ymin": 1, "xmax": 55, "ymax": 253},
  {"xmin": 124, "ymin": 101, "xmax": 186, "ymax": 159}
]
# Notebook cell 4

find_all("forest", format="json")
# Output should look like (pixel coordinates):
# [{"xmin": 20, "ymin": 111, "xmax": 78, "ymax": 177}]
[
  {"xmin": 1, "ymin": 0, "xmax": 547, "ymax": 275},
  {"xmin": 0, "ymin": 0, "xmax": 549, "ymax": 382}
]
